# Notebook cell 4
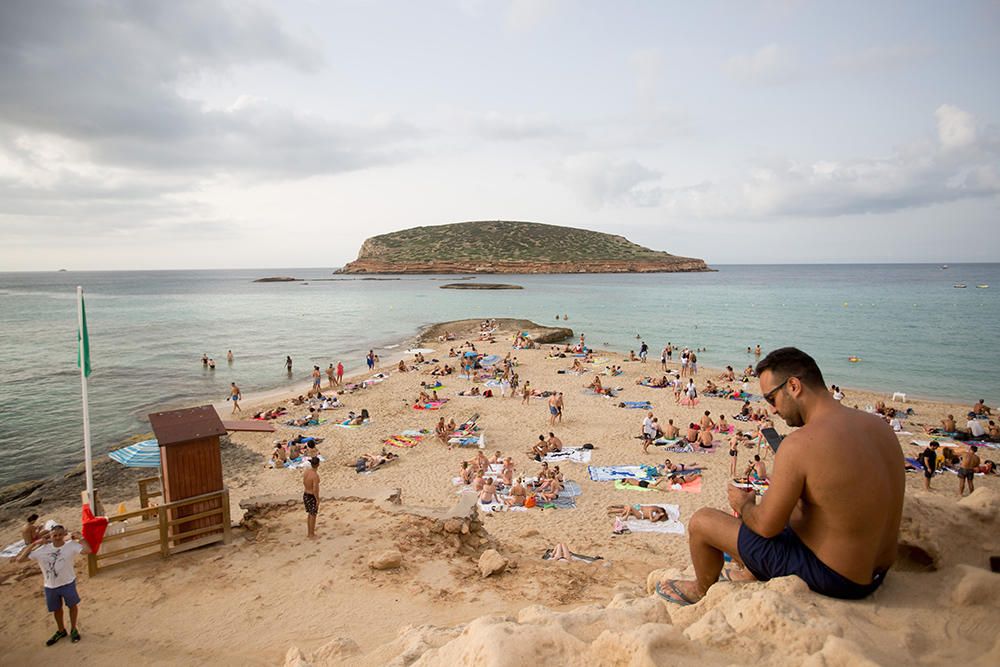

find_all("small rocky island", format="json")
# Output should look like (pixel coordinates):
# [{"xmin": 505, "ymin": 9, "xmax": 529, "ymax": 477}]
[
  {"xmin": 253, "ymin": 276, "xmax": 301, "ymax": 283},
  {"xmin": 440, "ymin": 283, "xmax": 523, "ymax": 290},
  {"xmin": 337, "ymin": 220, "xmax": 711, "ymax": 274}
]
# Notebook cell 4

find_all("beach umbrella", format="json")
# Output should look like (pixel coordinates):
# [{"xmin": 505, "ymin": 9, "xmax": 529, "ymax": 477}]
[{"xmin": 108, "ymin": 439, "xmax": 160, "ymax": 468}]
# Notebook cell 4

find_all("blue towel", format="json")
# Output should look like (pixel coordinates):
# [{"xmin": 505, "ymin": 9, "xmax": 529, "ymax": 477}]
[{"xmin": 588, "ymin": 465, "xmax": 652, "ymax": 482}]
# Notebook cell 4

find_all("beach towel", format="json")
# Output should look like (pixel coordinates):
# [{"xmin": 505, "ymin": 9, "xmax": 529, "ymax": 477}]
[
  {"xmin": 542, "ymin": 548, "xmax": 603, "ymax": 563},
  {"xmin": 651, "ymin": 438, "xmax": 683, "ymax": 449},
  {"xmin": 541, "ymin": 495, "xmax": 577, "ymax": 510},
  {"xmin": 336, "ymin": 418, "xmax": 369, "ymax": 428},
  {"xmin": 713, "ymin": 425, "xmax": 735, "ymax": 434},
  {"xmin": 660, "ymin": 441, "xmax": 695, "ymax": 453},
  {"xmin": 623, "ymin": 503, "xmax": 685, "ymax": 535},
  {"xmin": 449, "ymin": 434, "xmax": 485, "ymax": 448},
  {"xmin": 582, "ymin": 388, "xmax": 619, "ymax": 398},
  {"xmin": 286, "ymin": 418, "xmax": 328, "ymax": 428},
  {"xmin": 413, "ymin": 401, "xmax": 446, "ymax": 410},
  {"xmin": 588, "ymin": 465, "xmax": 652, "ymax": 482},
  {"xmin": 401, "ymin": 429, "xmax": 431, "ymax": 437},
  {"xmin": 422, "ymin": 382, "xmax": 444, "ymax": 390},
  {"xmin": 614, "ymin": 477, "xmax": 702, "ymax": 494},
  {"xmin": 0, "ymin": 540, "xmax": 26, "ymax": 559},
  {"xmin": 620, "ymin": 401, "xmax": 653, "ymax": 409},
  {"xmin": 542, "ymin": 448, "xmax": 591, "ymax": 463},
  {"xmin": 384, "ymin": 434, "xmax": 423, "ymax": 448},
  {"xmin": 284, "ymin": 455, "xmax": 327, "ymax": 469},
  {"xmin": 966, "ymin": 440, "xmax": 1000, "ymax": 450},
  {"xmin": 910, "ymin": 439, "xmax": 960, "ymax": 448}
]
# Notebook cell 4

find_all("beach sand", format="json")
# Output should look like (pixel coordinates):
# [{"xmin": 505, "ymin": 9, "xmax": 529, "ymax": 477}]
[{"xmin": 1, "ymin": 318, "xmax": 998, "ymax": 665}]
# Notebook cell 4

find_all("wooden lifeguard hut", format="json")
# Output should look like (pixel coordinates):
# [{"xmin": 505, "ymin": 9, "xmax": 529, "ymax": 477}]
[{"xmin": 149, "ymin": 405, "xmax": 229, "ymax": 545}]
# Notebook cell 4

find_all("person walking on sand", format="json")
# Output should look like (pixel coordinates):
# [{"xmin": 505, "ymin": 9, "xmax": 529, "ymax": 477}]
[
  {"xmin": 657, "ymin": 347, "xmax": 903, "ymax": 606},
  {"xmin": 285, "ymin": 355, "xmax": 293, "ymax": 375},
  {"xmin": 336, "ymin": 361, "xmax": 344, "ymax": 386},
  {"xmin": 303, "ymin": 457, "xmax": 320, "ymax": 539},
  {"xmin": 957, "ymin": 445, "xmax": 980, "ymax": 497},
  {"xmin": 16, "ymin": 523, "xmax": 92, "ymax": 645},
  {"xmin": 547, "ymin": 393, "xmax": 559, "ymax": 426},
  {"xmin": 229, "ymin": 382, "xmax": 242, "ymax": 414}
]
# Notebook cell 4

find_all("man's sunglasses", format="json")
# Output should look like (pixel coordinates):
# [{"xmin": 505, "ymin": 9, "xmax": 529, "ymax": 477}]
[{"xmin": 762, "ymin": 377, "xmax": 791, "ymax": 406}]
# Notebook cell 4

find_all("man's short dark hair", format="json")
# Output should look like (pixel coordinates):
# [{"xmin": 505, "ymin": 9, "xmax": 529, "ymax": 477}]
[
  {"xmin": 27, "ymin": 513, "xmax": 38, "ymax": 522},
  {"xmin": 755, "ymin": 347, "xmax": 826, "ymax": 390},
  {"xmin": 310, "ymin": 457, "xmax": 320, "ymax": 467}
]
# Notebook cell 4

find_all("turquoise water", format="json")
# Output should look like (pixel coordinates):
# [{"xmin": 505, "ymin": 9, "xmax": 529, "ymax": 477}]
[{"xmin": 1, "ymin": 264, "xmax": 998, "ymax": 487}]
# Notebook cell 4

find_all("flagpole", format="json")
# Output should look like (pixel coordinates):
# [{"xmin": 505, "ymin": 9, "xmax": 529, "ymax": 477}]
[{"xmin": 77, "ymin": 286, "xmax": 95, "ymax": 509}]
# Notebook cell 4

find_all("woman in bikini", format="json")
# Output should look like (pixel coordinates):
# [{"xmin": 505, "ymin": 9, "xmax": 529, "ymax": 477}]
[{"xmin": 606, "ymin": 504, "xmax": 669, "ymax": 522}]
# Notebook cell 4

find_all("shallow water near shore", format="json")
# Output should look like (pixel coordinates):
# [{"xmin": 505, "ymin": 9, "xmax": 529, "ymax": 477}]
[{"xmin": 1, "ymin": 263, "xmax": 998, "ymax": 488}]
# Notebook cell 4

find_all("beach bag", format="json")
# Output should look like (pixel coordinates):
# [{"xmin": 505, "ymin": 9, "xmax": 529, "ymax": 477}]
[{"xmin": 525, "ymin": 495, "xmax": 537, "ymax": 508}]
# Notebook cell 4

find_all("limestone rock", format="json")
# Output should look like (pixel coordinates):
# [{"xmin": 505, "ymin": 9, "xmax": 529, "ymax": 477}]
[
  {"xmin": 312, "ymin": 636, "xmax": 361, "ymax": 662},
  {"xmin": 283, "ymin": 646, "xmax": 312, "ymax": 667},
  {"xmin": 478, "ymin": 549, "xmax": 508, "ymax": 578},
  {"xmin": 369, "ymin": 549, "xmax": 403, "ymax": 570},
  {"xmin": 443, "ymin": 519, "xmax": 463, "ymax": 534}
]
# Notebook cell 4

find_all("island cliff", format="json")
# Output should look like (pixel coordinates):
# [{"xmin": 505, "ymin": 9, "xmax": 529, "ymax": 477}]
[{"xmin": 337, "ymin": 221, "xmax": 711, "ymax": 274}]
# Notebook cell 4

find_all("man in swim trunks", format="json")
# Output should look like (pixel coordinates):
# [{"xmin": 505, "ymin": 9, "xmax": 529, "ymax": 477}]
[
  {"xmin": 229, "ymin": 382, "xmax": 241, "ymax": 414},
  {"xmin": 658, "ymin": 347, "xmax": 903, "ymax": 605},
  {"xmin": 957, "ymin": 445, "xmax": 980, "ymax": 497},
  {"xmin": 548, "ymin": 394, "xmax": 559, "ymax": 426},
  {"xmin": 303, "ymin": 457, "xmax": 320, "ymax": 539}
]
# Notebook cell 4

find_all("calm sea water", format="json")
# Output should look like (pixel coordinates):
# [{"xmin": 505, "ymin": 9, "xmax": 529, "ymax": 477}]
[{"xmin": 1, "ymin": 264, "xmax": 998, "ymax": 487}]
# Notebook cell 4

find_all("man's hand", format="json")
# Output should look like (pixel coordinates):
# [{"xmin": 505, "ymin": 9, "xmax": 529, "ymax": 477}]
[{"xmin": 727, "ymin": 481, "xmax": 755, "ymax": 515}]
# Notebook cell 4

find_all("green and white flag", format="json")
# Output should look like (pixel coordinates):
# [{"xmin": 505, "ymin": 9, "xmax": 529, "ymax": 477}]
[{"xmin": 77, "ymin": 292, "xmax": 92, "ymax": 377}]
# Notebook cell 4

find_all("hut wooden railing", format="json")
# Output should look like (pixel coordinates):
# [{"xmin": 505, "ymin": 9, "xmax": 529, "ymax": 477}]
[
  {"xmin": 137, "ymin": 476, "xmax": 162, "ymax": 519},
  {"xmin": 87, "ymin": 489, "xmax": 231, "ymax": 576}
]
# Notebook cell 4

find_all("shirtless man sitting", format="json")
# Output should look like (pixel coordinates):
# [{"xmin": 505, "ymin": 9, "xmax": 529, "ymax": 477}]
[
  {"xmin": 697, "ymin": 429, "xmax": 715, "ymax": 449},
  {"xmin": 972, "ymin": 399, "xmax": 991, "ymax": 416},
  {"xmin": 662, "ymin": 419, "xmax": 680, "ymax": 440},
  {"xmin": 529, "ymin": 434, "xmax": 550, "ymax": 459},
  {"xmin": 546, "ymin": 432, "xmax": 563, "ymax": 452},
  {"xmin": 657, "ymin": 347, "xmax": 903, "ymax": 605},
  {"xmin": 699, "ymin": 410, "xmax": 716, "ymax": 432}
]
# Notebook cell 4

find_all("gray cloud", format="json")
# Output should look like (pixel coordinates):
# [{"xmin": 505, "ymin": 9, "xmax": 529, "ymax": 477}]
[
  {"xmin": 553, "ymin": 152, "xmax": 663, "ymax": 209},
  {"xmin": 662, "ymin": 106, "xmax": 1000, "ymax": 219},
  {"xmin": 0, "ymin": 2, "xmax": 421, "ymax": 183}
]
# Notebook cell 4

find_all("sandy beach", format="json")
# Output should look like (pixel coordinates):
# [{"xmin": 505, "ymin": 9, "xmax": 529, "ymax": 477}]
[{"xmin": 2, "ymin": 318, "xmax": 998, "ymax": 666}]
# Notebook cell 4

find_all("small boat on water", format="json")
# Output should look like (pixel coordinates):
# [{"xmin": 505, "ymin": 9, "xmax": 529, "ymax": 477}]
[
  {"xmin": 953, "ymin": 283, "xmax": 967, "ymax": 288},
  {"xmin": 941, "ymin": 264, "xmax": 949, "ymax": 269},
  {"xmin": 976, "ymin": 284, "xmax": 989, "ymax": 289}
]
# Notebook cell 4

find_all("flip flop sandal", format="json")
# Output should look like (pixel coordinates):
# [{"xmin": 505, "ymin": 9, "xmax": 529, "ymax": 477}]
[
  {"xmin": 655, "ymin": 580, "xmax": 698, "ymax": 606},
  {"xmin": 46, "ymin": 630, "xmax": 67, "ymax": 646}
]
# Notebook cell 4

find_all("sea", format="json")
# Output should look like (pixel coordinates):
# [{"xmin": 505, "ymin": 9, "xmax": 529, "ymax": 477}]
[{"xmin": 1, "ymin": 264, "xmax": 998, "ymax": 488}]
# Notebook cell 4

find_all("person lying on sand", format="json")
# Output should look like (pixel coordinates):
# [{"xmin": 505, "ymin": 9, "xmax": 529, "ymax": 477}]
[
  {"xmin": 351, "ymin": 450, "xmax": 398, "ymax": 472},
  {"xmin": 607, "ymin": 504, "xmax": 668, "ymax": 521},
  {"xmin": 345, "ymin": 409, "xmax": 369, "ymax": 425},
  {"xmin": 457, "ymin": 387, "xmax": 482, "ymax": 396},
  {"xmin": 657, "ymin": 347, "xmax": 903, "ymax": 606}
]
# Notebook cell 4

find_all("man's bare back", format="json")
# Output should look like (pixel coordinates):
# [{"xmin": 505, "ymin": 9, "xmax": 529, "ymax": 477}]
[{"xmin": 776, "ymin": 404, "xmax": 903, "ymax": 583}]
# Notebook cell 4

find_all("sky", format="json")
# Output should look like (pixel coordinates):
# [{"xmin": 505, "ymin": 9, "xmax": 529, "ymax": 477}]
[{"xmin": 1, "ymin": 0, "xmax": 998, "ymax": 270}]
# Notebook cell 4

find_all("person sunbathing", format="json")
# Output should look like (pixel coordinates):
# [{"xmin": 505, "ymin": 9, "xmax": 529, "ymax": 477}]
[
  {"xmin": 546, "ymin": 432, "xmax": 563, "ymax": 452},
  {"xmin": 535, "ymin": 473, "xmax": 563, "ymax": 502},
  {"xmin": 704, "ymin": 379, "xmax": 718, "ymax": 394},
  {"xmin": 458, "ymin": 387, "xmax": 481, "ymax": 396},
  {"xmin": 479, "ymin": 477, "xmax": 499, "ymax": 505},
  {"xmin": 446, "ymin": 418, "xmax": 457, "ymax": 432},
  {"xmin": 504, "ymin": 478, "xmax": 527, "ymax": 507},
  {"xmin": 975, "ymin": 460, "xmax": 996, "ymax": 475},
  {"xmin": 699, "ymin": 410, "xmax": 716, "ymax": 432},
  {"xmin": 571, "ymin": 358, "xmax": 584, "ymax": 372},
  {"xmin": 587, "ymin": 375, "xmax": 604, "ymax": 393},
  {"xmin": 417, "ymin": 391, "xmax": 432, "ymax": 404},
  {"xmin": 685, "ymin": 423, "xmax": 700, "ymax": 443},
  {"xmin": 429, "ymin": 365, "xmax": 445, "ymax": 376},
  {"xmin": 988, "ymin": 421, "xmax": 1000, "ymax": 440},
  {"xmin": 972, "ymin": 399, "xmax": 991, "ymax": 416},
  {"xmin": 302, "ymin": 441, "xmax": 320, "ymax": 459},
  {"xmin": 529, "ymin": 434, "xmax": 550, "ymax": 459},
  {"xmin": 489, "ymin": 450, "xmax": 503, "ymax": 464},
  {"xmin": 357, "ymin": 451, "xmax": 397, "ymax": 471},
  {"xmin": 288, "ymin": 411, "xmax": 318, "ymax": 427},
  {"xmin": 270, "ymin": 443, "xmax": 288, "ymax": 467},
  {"xmin": 660, "ymin": 458, "xmax": 699, "ymax": 474},
  {"xmin": 459, "ymin": 461, "xmax": 475, "ymax": 485},
  {"xmin": 345, "ymin": 409, "xmax": 369, "ymax": 426},
  {"xmin": 607, "ymin": 504, "xmax": 669, "ymax": 522},
  {"xmin": 697, "ymin": 429, "xmax": 715, "ymax": 449},
  {"xmin": 501, "ymin": 458, "xmax": 515, "ymax": 485},
  {"xmin": 719, "ymin": 366, "xmax": 736, "ymax": 381},
  {"xmin": 287, "ymin": 442, "xmax": 302, "ymax": 459},
  {"xmin": 397, "ymin": 360, "xmax": 408, "ymax": 373},
  {"xmin": 473, "ymin": 450, "xmax": 489, "ymax": 473},
  {"xmin": 716, "ymin": 415, "xmax": 730, "ymax": 432}
]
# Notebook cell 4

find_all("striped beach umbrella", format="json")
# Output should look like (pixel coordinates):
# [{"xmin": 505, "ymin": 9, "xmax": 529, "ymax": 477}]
[{"xmin": 108, "ymin": 439, "xmax": 160, "ymax": 468}]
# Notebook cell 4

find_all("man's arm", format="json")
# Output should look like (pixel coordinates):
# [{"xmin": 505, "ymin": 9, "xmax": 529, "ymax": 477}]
[
  {"xmin": 14, "ymin": 538, "xmax": 45, "ymax": 563},
  {"xmin": 71, "ymin": 532, "xmax": 93, "ymax": 555},
  {"xmin": 734, "ymin": 436, "xmax": 806, "ymax": 538}
]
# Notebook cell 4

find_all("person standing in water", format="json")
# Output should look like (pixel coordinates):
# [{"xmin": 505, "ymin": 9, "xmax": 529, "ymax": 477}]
[
  {"xmin": 227, "ymin": 350, "xmax": 234, "ymax": 364},
  {"xmin": 285, "ymin": 356, "xmax": 293, "ymax": 375}
]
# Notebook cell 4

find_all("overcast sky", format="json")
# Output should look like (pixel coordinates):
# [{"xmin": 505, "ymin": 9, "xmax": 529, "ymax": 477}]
[{"xmin": 1, "ymin": 0, "xmax": 998, "ymax": 270}]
